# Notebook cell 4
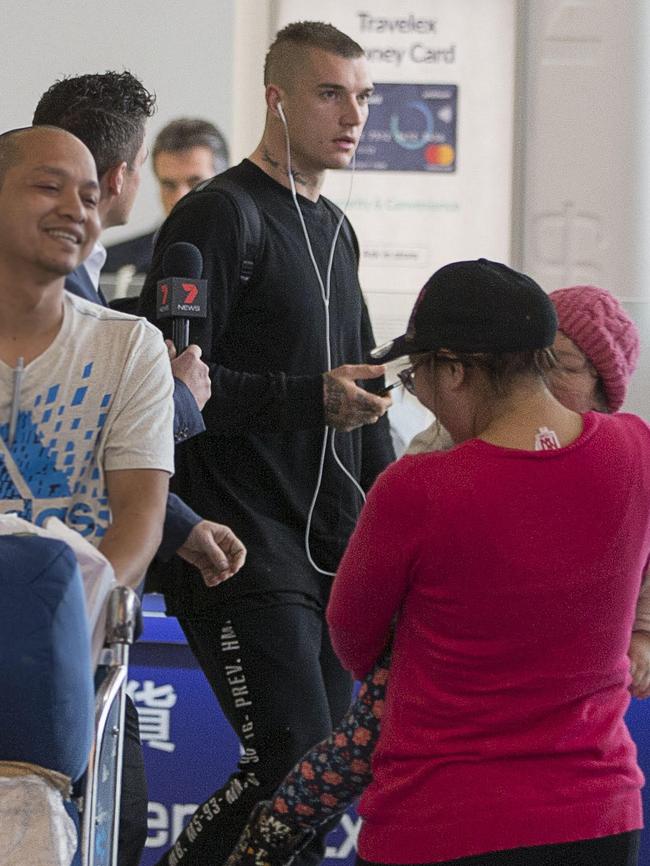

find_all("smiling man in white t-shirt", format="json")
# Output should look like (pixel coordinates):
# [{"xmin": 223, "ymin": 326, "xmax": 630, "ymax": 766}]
[{"xmin": 0, "ymin": 125, "xmax": 174, "ymax": 588}]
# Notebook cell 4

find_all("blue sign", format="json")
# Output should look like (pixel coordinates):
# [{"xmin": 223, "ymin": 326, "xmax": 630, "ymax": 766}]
[{"xmin": 356, "ymin": 82, "xmax": 458, "ymax": 172}]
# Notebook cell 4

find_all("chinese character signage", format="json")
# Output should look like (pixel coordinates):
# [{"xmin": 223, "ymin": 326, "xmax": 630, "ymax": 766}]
[{"xmin": 127, "ymin": 679, "xmax": 178, "ymax": 753}]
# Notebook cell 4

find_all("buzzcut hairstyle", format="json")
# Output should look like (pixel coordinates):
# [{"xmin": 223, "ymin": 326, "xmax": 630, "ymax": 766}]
[
  {"xmin": 152, "ymin": 118, "xmax": 229, "ymax": 174},
  {"xmin": 33, "ymin": 71, "xmax": 156, "ymax": 179},
  {"xmin": 0, "ymin": 128, "xmax": 27, "ymax": 187},
  {"xmin": 0, "ymin": 125, "xmax": 73, "ymax": 188},
  {"xmin": 264, "ymin": 21, "xmax": 365, "ymax": 86}
]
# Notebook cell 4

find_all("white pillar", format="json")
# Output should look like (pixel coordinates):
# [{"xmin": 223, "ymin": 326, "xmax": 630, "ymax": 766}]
[{"xmin": 515, "ymin": 0, "xmax": 648, "ymax": 417}]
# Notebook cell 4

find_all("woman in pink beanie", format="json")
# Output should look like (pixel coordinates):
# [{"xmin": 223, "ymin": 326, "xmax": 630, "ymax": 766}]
[
  {"xmin": 547, "ymin": 285, "xmax": 650, "ymax": 697},
  {"xmin": 547, "ymin": 285, "xmax": 640, "ymax": 414}
]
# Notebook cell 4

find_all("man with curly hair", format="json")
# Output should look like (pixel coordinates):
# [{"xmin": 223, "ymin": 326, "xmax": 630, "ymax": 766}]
[{"xmin": 33, "ymin": 71, "xmax": 211, "ymax": 444}]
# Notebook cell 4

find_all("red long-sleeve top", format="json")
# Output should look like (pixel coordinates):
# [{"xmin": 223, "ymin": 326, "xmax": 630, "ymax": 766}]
[{"xmin": 327, "ymin": 412, "xmax": 650, "ymax": 864}]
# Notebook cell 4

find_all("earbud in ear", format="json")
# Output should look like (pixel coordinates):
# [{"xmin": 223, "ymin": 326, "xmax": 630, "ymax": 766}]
[{"xmin": 277, "ymin": 101, "xmax": 287, "ymax": 124}]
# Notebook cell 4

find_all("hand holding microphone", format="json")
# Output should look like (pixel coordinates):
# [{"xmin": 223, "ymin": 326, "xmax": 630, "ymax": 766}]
[{"xmin": 166, "ymin": 341, "xmax": 211, "ymax": 411}]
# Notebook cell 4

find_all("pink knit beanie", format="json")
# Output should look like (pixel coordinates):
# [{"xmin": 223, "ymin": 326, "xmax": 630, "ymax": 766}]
[{"xmin": 549, "ymin": 285, "xmax": 640, "ymax": 412}]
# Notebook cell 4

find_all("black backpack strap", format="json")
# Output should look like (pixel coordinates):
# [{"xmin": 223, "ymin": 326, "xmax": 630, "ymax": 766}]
[{"xmin": 193, "ymin": 175, "xmax": 264, "ymax": 288}]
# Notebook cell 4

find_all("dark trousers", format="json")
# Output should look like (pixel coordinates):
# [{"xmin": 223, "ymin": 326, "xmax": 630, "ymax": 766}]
[
  {"xmin": 356, "ymin": 830, "xmax": 640, "ymax": 866},
  {"xmin": 155, "ymin": 598, "xmax": 353, "ymax": 866}
]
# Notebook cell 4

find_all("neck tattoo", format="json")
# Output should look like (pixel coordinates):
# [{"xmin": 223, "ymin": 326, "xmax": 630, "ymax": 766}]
[{"xmin": 261, "ymin": 148, "xmax": 314, "ymax": 190}]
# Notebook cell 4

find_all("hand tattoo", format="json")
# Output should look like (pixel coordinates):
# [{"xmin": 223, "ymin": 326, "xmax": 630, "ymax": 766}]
[
  {"xmin": 323, "ymin": 373, "xmax": 345, "ymax": 425},
  {"xmin": 323, "ymin": 373, "xmax": 380, "ymax": 432}
]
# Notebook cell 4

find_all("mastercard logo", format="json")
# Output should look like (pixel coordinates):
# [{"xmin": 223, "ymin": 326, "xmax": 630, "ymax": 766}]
[{"xmin": 425, "ymin": 143, "xmax": 455, "ymax": 166}]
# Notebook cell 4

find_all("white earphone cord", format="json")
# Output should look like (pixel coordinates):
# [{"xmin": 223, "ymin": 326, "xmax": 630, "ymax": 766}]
[{"xmin": 280, "ymin": 106, "xmax": 365, "ymax": 577}]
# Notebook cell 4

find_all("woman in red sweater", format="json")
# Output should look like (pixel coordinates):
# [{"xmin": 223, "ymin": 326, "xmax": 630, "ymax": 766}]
[{"xmin": 326, "ymin": 260, "xmax": 649, "ymax": 866}]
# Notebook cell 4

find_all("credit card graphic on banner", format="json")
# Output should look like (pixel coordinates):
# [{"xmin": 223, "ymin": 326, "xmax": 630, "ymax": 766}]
[{"xmin": 356, "ymin": 82, "xmax": 457, "ymax": 172}]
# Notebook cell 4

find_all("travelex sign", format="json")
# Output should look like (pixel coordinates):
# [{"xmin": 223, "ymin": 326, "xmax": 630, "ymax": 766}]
[
  {"xmin": 147, "ymin": 800, "xmax": 360, "ymax": 863},
  {"xmin": 358, "ymin": 11, "xmax": 454, "ymax": 66},
  {"xmin": 358, "ymin": 12, "xmax": 438, "ymax": 32}
]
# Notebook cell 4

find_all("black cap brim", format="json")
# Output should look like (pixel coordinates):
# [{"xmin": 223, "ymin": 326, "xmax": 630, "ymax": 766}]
[{"xmin": 368, "ymin": 334, "xmax": 416, "ymax": 364}]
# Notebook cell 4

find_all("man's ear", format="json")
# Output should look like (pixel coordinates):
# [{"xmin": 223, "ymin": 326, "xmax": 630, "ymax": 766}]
[
  {"xmin": 265, "ymin": 84, "xmax": 284, "ymax": 117},
  {"xmin": 102, "ymin": 161, "xmax": 127, "ymax": 198}
]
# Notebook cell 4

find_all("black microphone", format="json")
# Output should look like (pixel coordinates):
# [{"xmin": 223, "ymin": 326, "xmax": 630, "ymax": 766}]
[{"xmin": 156, "ymin": 242, "xmax": 207, "ymax": 352}]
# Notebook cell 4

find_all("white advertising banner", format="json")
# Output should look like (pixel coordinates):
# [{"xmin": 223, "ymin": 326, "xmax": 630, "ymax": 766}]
[{"xmin": 271, "ymin": 0, "xmax": 517, "ymax": 342}]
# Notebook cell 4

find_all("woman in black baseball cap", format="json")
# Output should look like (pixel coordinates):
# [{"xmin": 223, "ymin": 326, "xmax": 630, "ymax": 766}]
[{"xmin": 325, "ymin": 259, "xmax": 649, "ymax": 866}]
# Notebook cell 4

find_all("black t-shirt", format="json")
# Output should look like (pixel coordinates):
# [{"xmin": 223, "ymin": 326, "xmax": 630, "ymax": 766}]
[{"xmin": 140, "ymin": 160, "xmax": 395, "ymax": 615}]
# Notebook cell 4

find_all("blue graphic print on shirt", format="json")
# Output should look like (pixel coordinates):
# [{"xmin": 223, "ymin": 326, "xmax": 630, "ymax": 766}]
[{"xmin": 0, "ymin": 361, "xmax": 113, "ymax": 539}]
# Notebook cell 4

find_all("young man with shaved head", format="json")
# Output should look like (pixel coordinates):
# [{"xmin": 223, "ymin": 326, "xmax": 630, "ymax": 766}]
[{"xmin": 141, "ymin": 21, "xmax": 395, "ymax": 866}]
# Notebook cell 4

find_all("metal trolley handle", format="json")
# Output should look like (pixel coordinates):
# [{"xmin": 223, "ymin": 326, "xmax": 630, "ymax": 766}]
[
  {"xmin": 80, "ymin": 586, "xmax": 140, "ymax": 866},
  {"xmin": 106, "ymin": 585, "xmax": 139, "ymax": 646}
]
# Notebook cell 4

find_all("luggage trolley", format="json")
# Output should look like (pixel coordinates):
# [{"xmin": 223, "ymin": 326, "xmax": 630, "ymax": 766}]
[{"xmin": 0, "ymin": 533, "xmax": 139, "ymax": 866}]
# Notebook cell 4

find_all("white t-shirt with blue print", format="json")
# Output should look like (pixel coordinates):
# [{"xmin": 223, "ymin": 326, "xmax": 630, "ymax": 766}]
[{"xmin": 0, "ymin": 292, "xmax": 174, "ymax": 543}]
